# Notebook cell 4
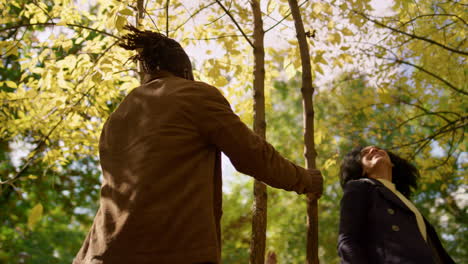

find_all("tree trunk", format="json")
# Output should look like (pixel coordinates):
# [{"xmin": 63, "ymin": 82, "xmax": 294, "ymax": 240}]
[
  {"xmin": 286, "ymin": 0, "xmax": 319, "ymax": 263},
  {"xmin": 136, "ymin": 0, "xmax": 145, "ymax": 82},
  {"xmin": 249, "ymin": 1, "xmax": 267, "ymax": 264}
]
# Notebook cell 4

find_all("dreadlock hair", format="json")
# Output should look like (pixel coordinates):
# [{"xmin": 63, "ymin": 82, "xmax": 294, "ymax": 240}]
[
  {"xmin": 339, "ymin": 146, "xmax": 419, "ymax": 198},
  {"xmin": 119, "ymin": 25, "xmax": 194, "ymax": 80}
]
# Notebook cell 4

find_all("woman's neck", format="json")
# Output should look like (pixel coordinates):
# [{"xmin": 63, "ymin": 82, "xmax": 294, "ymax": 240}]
[{"xmin": 368, "ymin": 165, "xmax": 393, "ymax": 182}]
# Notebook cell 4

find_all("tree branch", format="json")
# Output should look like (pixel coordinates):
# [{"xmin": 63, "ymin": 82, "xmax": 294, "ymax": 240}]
[
  {"xmin": 393, "ymin": 58, "xmax": 467, "ymax": 96},
  {"xmin": 183, "ymin": 34, "xmax": 248, "ymax": 41},
  {"xmin": 396, "ymin": 97, "xmax": 457, "ymax": 123},
  {"xmin": 0, "ymin": 40, "xmax": 120, "ymax": 186},
  {"xmin": 0, "ymin": 23, "xmax": 121, "ymax": 40},
  {"xmin": 174, "ymin": 1, "xmax": 217, "ymax": 32},
  {"xmin": 355, "ymin": 11, "xmax": 468, "ymax": 56},
  {"xmin": 264, "ymin": 0, "xmax": 308, "ymax": 33},
  {"xmin": 399, "ymin": 14, "xmax": 467, "ymax": 28},
  {"xmin": 215, "ymin": 0, "xmax": 253, "ymax": 48},
  {"xmin": 166, "ymin": 0, "xmax": 170, "ymax": 36},
  {"xmin": 358, "ymin": 43, "xmax": 466, "ymax": 96},
  {"xmin": 391, "ymin": 116, "xmax": 467, "ymax": 151}
]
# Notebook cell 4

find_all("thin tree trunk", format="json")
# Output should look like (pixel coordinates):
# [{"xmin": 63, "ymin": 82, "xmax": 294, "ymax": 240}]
[
  {"xmin": 286, "ymin": 0, "xmax": 319, "ymax": 263},
  {"xmin": 249, "ymin": 1, "xmax": 267, "ymax": 263},
  {"xmin": 136, "ymin": 0, "xmax": 145, "ymax": 82}
]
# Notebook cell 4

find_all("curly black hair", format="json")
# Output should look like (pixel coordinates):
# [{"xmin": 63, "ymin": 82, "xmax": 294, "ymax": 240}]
[
  {"xmin": 118, "ymin": 25, "xmax": 194, "ymax": 80},
  {"xmin": 339, "ymin": 146, "xmax": 419, "ymax": 198}
]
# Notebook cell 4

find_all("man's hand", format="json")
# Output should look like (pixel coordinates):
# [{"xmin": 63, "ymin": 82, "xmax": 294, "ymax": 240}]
[{"xmin": 306, "ymin": 168, "xmax": 323, "ymax": 199}]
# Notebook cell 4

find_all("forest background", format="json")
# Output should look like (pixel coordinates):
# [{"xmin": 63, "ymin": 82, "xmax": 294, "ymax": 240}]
[{"xmin": 0, "ymin": 0, "xmax": 466, "ymax": 263}]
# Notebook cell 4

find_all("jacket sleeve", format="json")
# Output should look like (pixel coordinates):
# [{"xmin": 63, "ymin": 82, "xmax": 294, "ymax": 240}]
[
  {"xmin": 338, "ymin": 180, "xmax": 371, "ymax": 264},
  {"xmin": 185, "ymin": 82, "xmax": 321, "ymax": 194}
]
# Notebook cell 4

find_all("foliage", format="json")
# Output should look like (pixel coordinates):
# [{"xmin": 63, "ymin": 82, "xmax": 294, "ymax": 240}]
[{"xmin": 0, "ymin": 0, "xmax": 465, "ymax": 263}]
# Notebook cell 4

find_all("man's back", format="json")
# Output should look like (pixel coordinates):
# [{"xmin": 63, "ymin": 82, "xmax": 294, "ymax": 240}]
[
  {"xmin": 75, "ymin": 27, "xmax": 322, "ymax": 264},
  {"xmin": 74, "ymin": 73, "xmax": 223, "ymax": 263},
  {"xmin": 74, "ymin": 72, "xmax": 321, "ymax": 264}
]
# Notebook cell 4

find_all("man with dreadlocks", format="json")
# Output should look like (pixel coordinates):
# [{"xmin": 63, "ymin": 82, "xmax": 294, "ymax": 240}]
[{"xmin": 73, "ymin": 26, "xmax": 323, "ymax": 264}]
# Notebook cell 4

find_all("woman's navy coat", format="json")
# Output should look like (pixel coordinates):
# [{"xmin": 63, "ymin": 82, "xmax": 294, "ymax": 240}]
[{"xmin": 338, "ymin": 178, "xmax": 455, "ymax": 264}]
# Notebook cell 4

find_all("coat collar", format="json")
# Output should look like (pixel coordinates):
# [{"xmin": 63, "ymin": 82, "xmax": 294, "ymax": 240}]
[
  {"xmin": 365, "ymin": 177, "xmax": 413, "ymax": 213},
  {"xmin": 142, "ymin": 70, "xmax": 175, "ymax": 84}
]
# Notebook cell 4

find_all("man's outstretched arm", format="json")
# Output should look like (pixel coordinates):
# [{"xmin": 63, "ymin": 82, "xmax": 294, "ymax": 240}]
[{"xmin": 186, "ymin": 82, "xmax": 322, "ymax": 195}]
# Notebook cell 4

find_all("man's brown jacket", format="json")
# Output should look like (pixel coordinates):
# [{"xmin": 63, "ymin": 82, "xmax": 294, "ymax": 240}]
[{"xmin": 73, "ymin": 72, "xmax": 321, "ymax": 264}]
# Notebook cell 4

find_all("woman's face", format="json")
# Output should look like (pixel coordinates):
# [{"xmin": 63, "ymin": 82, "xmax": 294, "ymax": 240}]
[{"xmin": 360, "ymin": 146, "xmax": 393, "ymax": 174}]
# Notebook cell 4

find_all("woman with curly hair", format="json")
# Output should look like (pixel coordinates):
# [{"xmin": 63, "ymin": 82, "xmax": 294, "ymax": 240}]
[{"xmin": 338, "ymin": 146, "xmax": 455, "ymax": 264}]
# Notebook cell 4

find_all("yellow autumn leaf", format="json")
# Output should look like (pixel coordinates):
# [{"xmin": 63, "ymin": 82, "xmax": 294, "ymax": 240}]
[
  {"xmin": 312, "ymin": 3, "xmax": 323, "ymax": 15},
  {"xmin": 5, "ymin": 45, "xmax": 18, "ymax": 57},
  {"xmin": 267, "ymin": 0, "xmax": 277, "ymax": 13},
  {"xmin": 313, "ymin": 54, "xmax": 327, "ymax": 65},
  {"xmin": 333, "ymin": 58, "xmax": 343, "ymax": 68},
  {"xmin": 56, "ymin": 20, "xmax": 67, "ymax": 26},
  {"xmin": 92, "ymin": 71, "xmax": 102, "ymax": 84},
  {"xmin": 5, "ymin": 80, "xmax": 17, "ymax": 88},
  {"xmin": 114, "ymin": 15, "xmax": 127, "ymax": 31},
  {"xmin": 62, "ymin": 40, "xmax": 73, "ymax": 52},
  {"xmin": 315, "ymin": 129, "xmax": 324, "ymax": 144},
  {"xmin": 118, "ymin": 8, "xmax": 133, "ymax": 16},
  {"xmin": 327, "ymin": 33, "xmax": 341, "ymax": 45},
  {"xmin": 377, "ymin": 88, "xmax": 393, "ymax": 104},
  {"xmin": 28, "ymin": 203, "xmax": 43, "ymax": 230},
  {"xmin": 341, "ymin": 27, "xmax": 354, "ymax": 36},
  {"xmin": 279, "ymin": 4, "xmax": 289, "ymax": 15},
  {"xmin": 314, "ymin": 64, "xmax": 324, "ymax": 75},
  {"xmin": 214, "ymin": 76, "xmax": 228, "ymax": 87},
  {"xmin": 323, "ymin": 158, "xmax": 336, "ymax": 170},
  {"xmin": 340, "ymin": 54, "xmax": 353, "ymax": 64}
]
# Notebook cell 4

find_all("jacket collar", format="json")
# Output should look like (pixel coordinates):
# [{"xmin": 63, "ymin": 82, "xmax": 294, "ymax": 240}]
[
  {"xmin": 365, "ymin": 177, "xmax": 413, "ymax": 213},
  {"xmin": 142, "ymin": 70, "xmax": 175, "ymax": 84}
]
